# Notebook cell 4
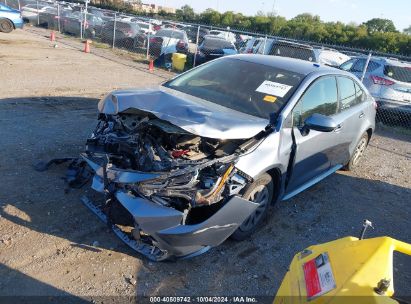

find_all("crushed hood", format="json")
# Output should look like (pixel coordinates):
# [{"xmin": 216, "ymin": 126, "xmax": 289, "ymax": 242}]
[{"xmin": 98, "ymin": 87, "xmax": 269, "ymax": 140}]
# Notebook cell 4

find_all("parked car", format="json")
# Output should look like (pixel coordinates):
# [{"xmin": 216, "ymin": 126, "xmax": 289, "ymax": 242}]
[
  {"xmin": 21, "ymin": 3, "xmax": 53, "ymax": 23},
  {"xmin": 148, "ymin": 29, "xmax": 189, "ymax": 57},
  {"xmin": 81, "ymin": 55, "xmax": 376, "ymax": 260},
  {"xmin": 340, "ymin": 57, "xmax": 411, "ymax": 122},
  {"xmin": 101, "ymin": 21, "xmax": 146, "ymax": 50},
  {"xmin": 195, "ymin": 35, "xmax": 237, "ymax": 65},
  {"xmin": 256, "ymin": 39, "xmax": 316, "ymax": 62},
  {"xmin": 239, "ymin": 37, "xmax": 264, "ymax": 54},
  {"xmin": 38, "ymin": 6, "xmax": 69, "ymax": 29},
  {"xmin": 208, "ymin": 29, "xmax": 236, "ymax": 44},
  {"xmin": 0, "ymin": 3, "xmax": 23, "ymax": 32},
  {"xmin": 313, "ymin": 48, "xmax": 351, "ymax": 67},
  {"xmin": 134, "ymin": 20, "xmax": 155, "ymax": 35},
  {"xmin": 61, "ymin": 11, "xmax": 104, "ymax": 38},
  {"xmin": 185, "ymin": 26, "xmax": 209, "ymax": 43},
  {"xmin": 87, "ymin": 7, "xmax": 114, "ymax": 22}
]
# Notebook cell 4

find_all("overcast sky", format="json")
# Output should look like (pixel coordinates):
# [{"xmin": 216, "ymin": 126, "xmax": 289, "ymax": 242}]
[{"xmin": 150, "ymin": 0, "xmax": 410, "ymax": 31}]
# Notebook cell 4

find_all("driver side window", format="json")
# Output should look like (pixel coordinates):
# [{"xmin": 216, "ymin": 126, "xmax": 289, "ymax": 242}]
[{"xmin": 293, "ymin": 76, "xmax": 338, "ymax": 127}]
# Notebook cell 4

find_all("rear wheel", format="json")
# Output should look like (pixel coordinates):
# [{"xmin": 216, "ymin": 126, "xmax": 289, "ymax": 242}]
[
  {"xmin": 344, "ymin": 133, "xmax": 369, "ymax": 171},
  {"xmin": 0, "ymin": 19, "xmax": 14, "ymax": 33},
  {"xmin": 231, "ymin": 173, "xmax": 274, "ymax": 241}
]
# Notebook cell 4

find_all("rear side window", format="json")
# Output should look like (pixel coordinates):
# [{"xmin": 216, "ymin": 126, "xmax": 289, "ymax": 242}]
[
  {"xmin": 384, "ymin": 65, "xmax": 411, "ymax": 83},
  {"xmin": 340, "ymin": 59, "xmax": 356, "ymax": 71},
  {"xmin": 338, "ymin": 77, "xmax": 357, "ymax": 111},
  {"xmin": 351, "ymin": 59, "xmax": 366, "ymax": 72},
  {"xmin": 354, "ymin": 82, "xmax": 366, "ymax": 104},
  {"xmin": 293, "ymin": 77, "xmax": 338, "ymax": 126}
]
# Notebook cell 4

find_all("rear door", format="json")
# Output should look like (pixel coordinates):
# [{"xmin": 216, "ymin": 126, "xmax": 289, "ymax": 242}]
[{"xmin": 285, "ymin": 76, "xmax": 340, "ymax": 193}]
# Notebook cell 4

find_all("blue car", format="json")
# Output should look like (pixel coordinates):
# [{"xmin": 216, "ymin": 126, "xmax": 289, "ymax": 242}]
[{"xmin": 0, "ymin": 3, "xmax": 23, "ymax": 33}]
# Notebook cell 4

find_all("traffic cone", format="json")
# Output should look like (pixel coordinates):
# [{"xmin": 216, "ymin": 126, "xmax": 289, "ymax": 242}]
[
  {"xmin": 84, "ymin": 40, "xmax": 91, "ymax": 53},
  {"xmin": 148, "ymin": 59, "xmax": 154, "ymax": 72},
  {"xmin": 50, "ymin": 31, "xmax": 55, "ymax": 42}
]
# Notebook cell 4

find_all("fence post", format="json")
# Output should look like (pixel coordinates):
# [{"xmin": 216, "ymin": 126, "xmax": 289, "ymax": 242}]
[
  {"xmin": 263, "ymin": 35, "xmax": 267, "ymax": 54},
  {"xmin": 146, "ymin": 33, "xmax": 150, "ymax": 59},
  {"xmin": 112, "ymin": 12, "xmax": 116, "ymax": 49},
  {"xmin": 80, "ymin": 7, "xmax": 83, "ymax": 39},
  {"xmin": 57, "ymin": 3, "xmax": 61, "ymax": 33},
  {"xmin": 361, "ymin": 52, "xmax": 372, "ymax": 83},
  {"xmin": 36, "ymin": 0, "xmax": 39, "ymax": 26},
  {"xmin": 83, "ymin": 0, "xmax": 88, "ymax": 38},
  {"xmin": 4, "ymin": 0, "xmax": 6, "ymax": 6},
  {"xmin": 17, "ymin": 0, "xmax": 21, "ymax": 11},
  {"xmin": 192, "ymin": 25, "xmax": 200, "ymax": 68}
]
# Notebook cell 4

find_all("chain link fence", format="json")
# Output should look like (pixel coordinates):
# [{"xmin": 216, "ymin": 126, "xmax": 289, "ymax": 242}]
[{"xmin": 2, "ymin": 0, "xmax": 411, "ymax": 129}]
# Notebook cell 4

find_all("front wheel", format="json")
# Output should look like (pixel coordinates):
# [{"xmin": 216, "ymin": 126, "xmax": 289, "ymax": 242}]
[
  {"xmin": 231, "ymin": 173, "xmax": 274, "ymax": 241},
  {"xmin": 0, "ymin": 19, "xmax": 14, "ymax": 33}
]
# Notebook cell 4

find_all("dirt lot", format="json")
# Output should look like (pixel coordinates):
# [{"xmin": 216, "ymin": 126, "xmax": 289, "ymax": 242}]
[{"xmin": 0, "ymin": 29, "xmax": 410, "ymax": 302}]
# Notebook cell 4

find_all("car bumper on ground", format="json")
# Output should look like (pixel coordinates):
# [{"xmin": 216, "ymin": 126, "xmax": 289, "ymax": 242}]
[{"xmin": 83, "ymin": 156, "xmax": 259, "ymax": 260}]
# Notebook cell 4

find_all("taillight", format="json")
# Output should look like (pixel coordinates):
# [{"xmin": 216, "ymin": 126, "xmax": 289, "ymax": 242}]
[
  {"xmin": 371, "ymin": 75, "xmax": 395, "ymax": 86},
  {"xmin": 149, "ymin": 37, "xmax": 157, "ymax": 43}
]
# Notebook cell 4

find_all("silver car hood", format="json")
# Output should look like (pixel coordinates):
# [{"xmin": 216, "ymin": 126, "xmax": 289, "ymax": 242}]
[{"xmin": 98, "ymin": 87, "xmax": 269, "ymax": 140}]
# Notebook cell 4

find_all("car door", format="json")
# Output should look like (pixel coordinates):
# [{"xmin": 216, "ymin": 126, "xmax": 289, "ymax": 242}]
[
  {"xmin": 331, "ymin": 76, "xmax": 370, "ymax": 166},
  {"xmin": 285, "ymin": 76, "xmax": 340, "ymax": 194}
]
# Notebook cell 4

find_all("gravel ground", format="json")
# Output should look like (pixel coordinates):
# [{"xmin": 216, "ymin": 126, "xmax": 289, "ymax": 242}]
[{"xmin": 0, "ymin": 29, "xmax": 410, "ymax": 302}]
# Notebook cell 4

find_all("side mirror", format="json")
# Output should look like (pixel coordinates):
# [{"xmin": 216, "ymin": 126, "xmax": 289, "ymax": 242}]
[{"xmin": 304, "ymin": 113, "xmax": 338, "ymax": 132}]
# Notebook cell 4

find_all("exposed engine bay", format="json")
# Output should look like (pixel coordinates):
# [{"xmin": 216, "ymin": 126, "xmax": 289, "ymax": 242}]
[
  {"xmin": 85, "ymin": 110, "xmax": 254, "ymax": 216},
  {"xmin": 38, "ymin": 89, "xmax": 276, "ymax": 261}
]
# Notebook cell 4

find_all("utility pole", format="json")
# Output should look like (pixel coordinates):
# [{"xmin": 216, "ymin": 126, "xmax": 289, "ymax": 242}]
[{"xmin": 272, "ymin": 0, "xmax": 277, "ymax": 16}]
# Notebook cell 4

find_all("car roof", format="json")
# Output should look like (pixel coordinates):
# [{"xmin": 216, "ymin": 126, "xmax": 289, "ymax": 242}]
[
  {"xmin": 204, "ymin": 35, "xmax": 227, "ymax": 40},
  {"xmin": 229, "ymin": 54, "xmax": 341, "ymax": 75},
  {"xmin": 350, "ymin": 56, "xmax": 411, "ymax": 67}
]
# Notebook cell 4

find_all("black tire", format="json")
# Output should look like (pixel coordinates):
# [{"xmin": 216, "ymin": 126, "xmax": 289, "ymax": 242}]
[
  {"xmin": 0, "ymin": 19, "xmax": 14, "ymax": 33},
  {"xmin": 344, "ymin": 133, "xmax": 369, "ymax": 171},
  {"xmin": 231, "ymin": 173, "xmax": 274, "ymax": 241}
]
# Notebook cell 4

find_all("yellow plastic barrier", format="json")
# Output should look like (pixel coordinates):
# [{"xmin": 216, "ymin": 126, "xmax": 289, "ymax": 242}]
[
  {"xmin": 274, "ymin": 236, "xmax": 411, "ymax": 304},
  {"xmin": 172, "ymin": 53, "xmax": 187, "ymax": 72}
]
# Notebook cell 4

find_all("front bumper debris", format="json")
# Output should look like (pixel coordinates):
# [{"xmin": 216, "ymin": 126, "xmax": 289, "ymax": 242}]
[{"xmin": 81, "ymin": 191, "xmax": 258, "ymax": 260}]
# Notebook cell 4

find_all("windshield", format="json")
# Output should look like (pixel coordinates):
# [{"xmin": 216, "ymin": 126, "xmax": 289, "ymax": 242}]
[{"xmin": 163, "ymin": 58, "xmax": 303, "ymax": 119}]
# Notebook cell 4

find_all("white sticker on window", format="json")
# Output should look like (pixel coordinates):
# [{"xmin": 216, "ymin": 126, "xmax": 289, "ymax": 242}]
[{"xmin": 256, "ymin": 81, "xmax": 293, "ymax": 98}]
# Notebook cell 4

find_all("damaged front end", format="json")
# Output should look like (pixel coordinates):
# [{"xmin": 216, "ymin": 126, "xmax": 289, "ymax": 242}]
[{"xmin": 81, "ymin": 106, "xmax": 263, "ymax": 260}]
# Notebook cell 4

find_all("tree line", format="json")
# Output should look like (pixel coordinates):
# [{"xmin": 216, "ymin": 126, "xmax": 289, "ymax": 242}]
[{"xmin": 92, "ymin": 1, "xmax": 411, "ymax": 56}]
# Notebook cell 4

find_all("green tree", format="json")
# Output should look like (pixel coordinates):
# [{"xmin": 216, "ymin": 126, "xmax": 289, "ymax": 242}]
[
  {"xmin": 404, "ymin": 25, "xmax": 411, "ymax": 35},
  {"xmin": 176, "ymin": 5, "xmax": 195, "ymax": 21},
  {"xmin": 363, "ymin": 18, "xmax": 397, "ymax": 34},
  {"xmin": 200, "ymin": 8, "xmax": 221, "ymax": 25}
]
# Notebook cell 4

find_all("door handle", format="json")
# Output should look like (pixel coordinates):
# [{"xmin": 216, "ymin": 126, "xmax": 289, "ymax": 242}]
[
  {"xmin": 334, "ymin": 124, "xmax": 343, "ymax": 133},
  {"xmin": 359, "ymin": 112, "xmax": 365, "ymax": 119}
]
